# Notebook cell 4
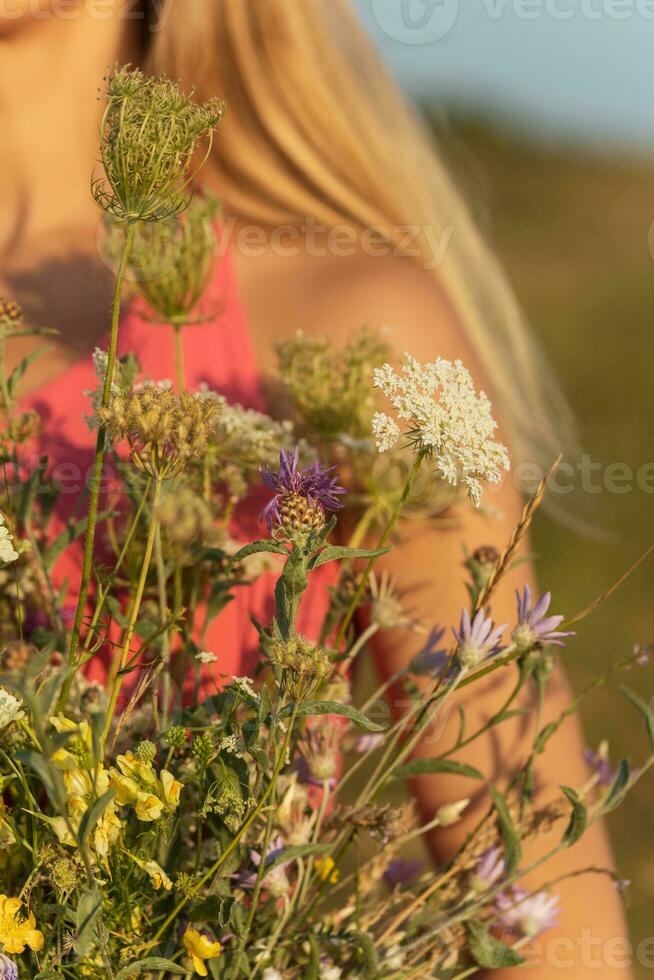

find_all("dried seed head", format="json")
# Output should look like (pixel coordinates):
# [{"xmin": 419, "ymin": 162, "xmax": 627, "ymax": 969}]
[
  {"xmin": 98, "ymin": 383, "xmax": 221, "ymax": 478},
  {"xmin": 0, "ymin": 298, "xmax": 23, "ymax": 325},
  {"xmin": 267, "ymin": 634, "xmax": 331, "ymax": 701},
  {"xmin": 93, "ymin": 64, "xmax": 224, "ymax": 222},
  {"xmin": 156, "ymin": 485, "xmax": 215, "ymax": 549}
]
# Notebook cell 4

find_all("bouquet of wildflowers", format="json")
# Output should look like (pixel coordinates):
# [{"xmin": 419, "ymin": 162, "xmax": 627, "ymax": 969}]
[{"xmin": 0, "ymin": 66, "xmax": 651, "ymax": 980}]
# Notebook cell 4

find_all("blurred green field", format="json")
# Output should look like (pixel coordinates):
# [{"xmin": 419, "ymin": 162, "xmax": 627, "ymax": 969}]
[
  {"xmin": 443, "ymin": 117, "xmax": 654, "ymax": 969},
  {"xmin": 354, "ymin": 116, "xmax": 654, "ymax": 971}
]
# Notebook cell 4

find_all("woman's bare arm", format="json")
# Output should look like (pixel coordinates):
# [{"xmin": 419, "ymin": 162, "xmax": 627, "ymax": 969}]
[{"xmin": 280, "ymin": 252, "xmax": 633, "ymax": 978}]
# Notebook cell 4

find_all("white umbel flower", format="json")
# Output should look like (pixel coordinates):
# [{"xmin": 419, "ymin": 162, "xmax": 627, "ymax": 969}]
[
  {"xmin": 195, "ymin": 651, "xmax": 217, "ymax": 665},
  {"xmin": 372, "ymin": 355, "xmax": 510, "ymax": 506},
  {"xmin": 0, "ymin": 514, "xmax": 19, "ymax": 565},
  {"xmin": 0, "ymin": 690, "xmax": 25, "ymax": 730}
]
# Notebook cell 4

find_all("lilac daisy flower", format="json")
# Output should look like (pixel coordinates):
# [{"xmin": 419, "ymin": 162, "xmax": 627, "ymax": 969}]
[
  {"xmin": 453, "ymin": 609, "xmax": 506, "ymax": 670},
  {"xmin": 236, "ymin": 837, "xmax": 292, "ymax": 897},
  {"xmin": 260, "ymin": 446, "xmax": 345, "ymax": 533},
  {"xmin": 512, "ymin": 585, "xmax": 575, "ymax": 651},
  {"xmin": 584, "ymin": 741, "xmax": 615, "ymax": 787},
  {"xmin": 495, "ymin": 887, "xmax": 560, "ymax": 938},
  {"xmin": 410, "ymin": 626, "xmax": 456, "ymax": 679},
  {"xmin": 471, "ymin": 846, "xmax": 505, "ymax": 891}
]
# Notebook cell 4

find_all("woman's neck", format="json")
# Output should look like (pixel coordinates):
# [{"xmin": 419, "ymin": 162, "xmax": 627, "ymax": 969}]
[{"xmin": 0, "ymin": 11, "xmax": 140, "ymax": 257}]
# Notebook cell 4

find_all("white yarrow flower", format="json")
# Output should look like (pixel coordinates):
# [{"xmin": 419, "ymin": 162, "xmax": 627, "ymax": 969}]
[
  {"xmin": 0, "ymin": 514, "xmax": 19, "ymax": 565},
  {"xmin": 372, "ymin": 354, "xmax": 510, "ymax": 506},
  {"xmin": 0, "ymin": 690, "xmax": 25, "ymax": 730},
  {"xmin": 262, "ymin": 969, "xmax": 284, "ymax": 980},
  {"xmin": 196, "ymin": 651, "xmax": 218, "ymax": 665}
]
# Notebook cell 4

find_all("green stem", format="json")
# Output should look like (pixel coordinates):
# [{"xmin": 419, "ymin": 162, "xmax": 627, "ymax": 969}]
[
  {"xmin": 335, "ymin": 454, "xmax": 422, "ymax": 646},
  {"xmin": 173, "ymin": 323, "xmax": 186, "ymax": 391},
  {"xmin": 103, "ymin": 475, "xmax": 162, "ymax": 743},
  {"xmin": 65, "ymin": 221, "xmax": 136, "ymax": 686},
  {"xmin": 150, "ymin": 705, "xmax": 299, "ymax": 948}
]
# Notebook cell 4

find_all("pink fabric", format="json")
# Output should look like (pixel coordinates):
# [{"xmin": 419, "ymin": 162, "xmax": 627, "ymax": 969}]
[{"xmin": 19, "ymin": 250, "xmax": 332, "ymax": 690}]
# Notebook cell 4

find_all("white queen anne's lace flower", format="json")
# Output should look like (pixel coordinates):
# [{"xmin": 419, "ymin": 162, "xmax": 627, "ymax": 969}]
[
  {"xmin": 0, "ymin": 514, "xmax": 19, "ymax": 566},
  {"xmin": 0, "ymin": 690, "xmax": 25, "ymax": 730},
  {"xmin": 372, "ymin": 354, "xmax": 510, "ymax": 506}
]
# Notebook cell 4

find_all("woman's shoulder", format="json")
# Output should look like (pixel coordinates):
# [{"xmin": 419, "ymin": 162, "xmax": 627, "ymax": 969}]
[{"xmin": 234, "ymin": 244, "xmax": 479, "ymax": 369}]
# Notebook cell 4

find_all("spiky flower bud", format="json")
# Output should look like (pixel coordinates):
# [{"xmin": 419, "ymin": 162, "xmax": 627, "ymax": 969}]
[
  {"xmin": 276, "ymin": 492, "xmax": 326, "ymax": 545},
  {"xmin": 166, "ymin": 725, "xmax": 187, "ymax": 750},
  {"xmin": 93, "ymin": 65, "xmax": 224, "ymax": 223},
  {"xmin": 136, "ymin": 740, "xmax": 157, "ymax": 764},
  {"xmin": 192, "ymin": 733, "xmax": 215, "ymax": 767},
  {"xmin": 466, "ymin": 546, "xmax": 500, "ymax": 592}
]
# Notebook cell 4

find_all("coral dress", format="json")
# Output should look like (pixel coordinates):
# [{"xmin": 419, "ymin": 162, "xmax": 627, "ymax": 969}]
[{"xmin": 19, "ymin": 250, "xmax": 331, "ymax": 693}]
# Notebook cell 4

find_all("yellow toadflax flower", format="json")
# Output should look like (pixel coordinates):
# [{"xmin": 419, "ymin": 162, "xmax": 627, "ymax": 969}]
[
  {"xmin": 182, "ymin": 926, "xmax": 222, "ymax": 977},
  {"xmin": 0, "ymin": 895, "xmax": 44, "ymax": 955},
  {"xmin": 110, "ymin": 751, "xmax": 182, "ymax": 822},
  {"xmin": 314, "ymin": 856, "xmax": 340, "ymax": 884}
]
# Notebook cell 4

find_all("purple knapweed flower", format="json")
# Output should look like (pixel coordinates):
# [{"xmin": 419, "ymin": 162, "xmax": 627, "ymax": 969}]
[
  {"xmin": 512, "ymin": 585, "xmax": 575, "ymax": 651},
  {"xmin": 495, "ymin": 887, "xmax": 560, "ymax": 938},
  {"xmin": 453, "ymin": 609, "xmax": 506, "ymax": 670},
  {"xmin": 383, "ymin": 859, "xmax": 424, "ymax": 887},
  {"xmin": 0, "ymin": 956, "xmax": 18, "ymax": 980},
  {"xmin": 471, "ymin": 846, "xmax": 505, "ymax": 891},
  {"xmin": 260, "ymin": 446, "xmax": 345, "ymax": 530}
]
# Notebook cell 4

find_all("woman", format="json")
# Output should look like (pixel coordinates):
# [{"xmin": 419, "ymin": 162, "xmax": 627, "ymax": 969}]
[{"xmin": 0, "ymin": 1, "xmax": 631, "ymax": 975}]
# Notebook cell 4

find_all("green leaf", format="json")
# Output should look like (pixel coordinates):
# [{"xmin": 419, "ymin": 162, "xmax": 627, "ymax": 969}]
[
  {"xmin": 393, "ymin": 758, "xmax": 484, "ymax": 781},
  {"xmin": 466, "ymin": 920, "xmax": 525, "ymax": 969},
  {"xmin": 189, "ymin": 895, "xmax": 235, "ymax": 929},
  {"xmin": 77, "ymin": 790, "xmax": 116, "ymax": 848},
  {"xmin": 560, "ymin": 785, "xmax": 588, "ymax": 846},
  {"xmin": 602, "ymin": 758, "xmax": 631, "ymax": 813},
  {"xmin": 620, "ymin": 686, "xmax": 654, "ymax": 751},
  {"xmin": 489, "ymin": 787, "xmax": 522, "ymax": 875},
  {"xmin": 265, "ymin": 843, "xmax": 331, "ymax": 873},
  {"xmin": 280, "ymin": 701, "xmax": 384, "ymax": 732},
  {"xmin": 309, "ymin": 545, "xmax": 391, "ymax": 570},
  {"xmin": 350, "ymin": 930, "xmax": 380, "ymax": 978},
  {"xmin": 115, "ymin": 959, "xmax": 189, "ymax": 978},
  {"xmin": 230, "ymin": 540, "xmax": 287, "ymax": 565},
  {"xmin": 76, "ymin": 888, "xmax": 102, "ymax": 957},
  {"xmin": 7, "ymin": 346, "xmax": 51, "ymax": 398}
]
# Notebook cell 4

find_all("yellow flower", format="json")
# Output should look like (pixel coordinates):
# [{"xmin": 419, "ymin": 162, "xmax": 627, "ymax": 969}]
[
  {"xmin": 314, "ymin": 856, "xmax": 340, "ymax": 884},
  {"xmin": 109, "ymin": 752, "xmax": 182, "ymax": 823},
  {"xmin": 0, "ymin": 894, "xmax": 44, "ymax": 954},
  {"xmin": 126, "ymin": 852, "xmax": 173, "ymax": 891},
  {"xmin": 182, "ymin": 926, "xmax": 222, "ymax": 977}
]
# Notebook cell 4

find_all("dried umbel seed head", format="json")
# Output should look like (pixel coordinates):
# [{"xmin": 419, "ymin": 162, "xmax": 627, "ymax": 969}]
[
  {"xmin": 276, "ymin": 328, "xmax": 390, "ymax": 440},
  {"xmin": 128, "ymin": 191, "xmax": 221, "ymax": 322},
  {"xmin": 93, "ymin": 65, "xmax": 224, "ymax": 223},
  {"xmin": 99, "ymin": 383, "xmax": 221, "ymax": 478},
  {"xmin": 0, "ymin": 298, "xmax": 23, "ymax": 325},
  {"xmin": 267, "ymin": 634, "xmax": 331, "ymax": 701},
  {"xmin": 156, "ymin": 485, "xmax": 215, "ymax": 550},
  {"xmin": 0, "ymin": 640, "xmax": 34, "ymax": 675}
]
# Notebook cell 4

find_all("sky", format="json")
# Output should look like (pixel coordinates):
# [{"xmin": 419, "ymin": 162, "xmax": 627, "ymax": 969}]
[{"xmin": 354, "ymin": 0, "xmax": 654, "ymax": 150}]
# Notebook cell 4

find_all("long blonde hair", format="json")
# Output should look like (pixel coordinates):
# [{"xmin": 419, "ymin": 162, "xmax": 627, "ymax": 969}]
[{"xmin": 148, "ymin": 0, "xmax": 574, "ymax": 469}]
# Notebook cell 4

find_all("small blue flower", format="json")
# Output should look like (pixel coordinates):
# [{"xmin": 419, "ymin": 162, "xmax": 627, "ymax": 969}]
[{"xmin": 260, "ymin": 447, "xmax": 345, "ymax": 530}]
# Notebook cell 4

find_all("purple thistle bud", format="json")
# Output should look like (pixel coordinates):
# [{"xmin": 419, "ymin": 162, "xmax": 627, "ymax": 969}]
[
  {"xmin": 0, "ymin": 956, "xmax": 18, "ymax": 980},
  {"xmin": 453, "ymin": 608, "xmax": 506, "ymax": 670},
  {"xmin": 260, "ymin": 447, "xmax": 345, "ymax": 532},
  {"xmin": 495, "ymin": 887, "xmax": 560, "ymax": 938},
  {"xmin": 512, "ymin": 585, "xmax": 575, "ymax": 651}
]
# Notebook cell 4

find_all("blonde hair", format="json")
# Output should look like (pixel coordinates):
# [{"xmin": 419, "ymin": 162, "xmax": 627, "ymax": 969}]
[{"xmin": 148, "ymin": 0, "xmax": 574, "ymax": 469}]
